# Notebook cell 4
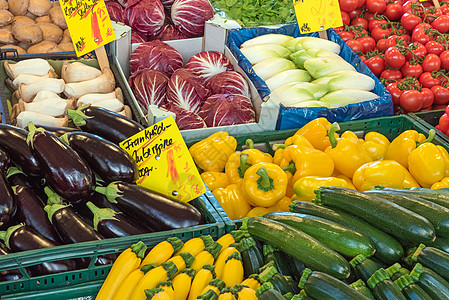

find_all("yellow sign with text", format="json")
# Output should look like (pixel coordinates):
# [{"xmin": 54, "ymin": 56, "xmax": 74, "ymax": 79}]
[
  {"xmin": 294, "ymin": 0, "xmax": 343, "ymax": 34},
  {"xmin": 59, "ymin": 0, "xmax": 116, "ymax": 56},
  {"xmin": 119, "ymin": 117, "xmax": 206, "ymax": 203}
]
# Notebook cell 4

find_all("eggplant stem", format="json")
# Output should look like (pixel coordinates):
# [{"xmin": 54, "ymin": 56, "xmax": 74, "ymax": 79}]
[
  {"xmin": 67, "ymin": 105, "xmax": 93, "ymax": 127},
  {"xmin": 44, "ymin": 204, "xmax": 67, "ymax": 223},
  {"xmin": 86, "ymin": 201, "xmax": 119, "ymax": 231},
  {"xmin": 95, "ymin": 182, "xmax": 122, "ymax": 204},
  {"xmin": 6, "ymin": 167, "xmax": 24, "ymax": 178},
  {"xmin": 59, "ymin": 133, "xmax": 69, "ymax": 145},
  {"xmin": 3, "ymin": 224, "xmax": 25, "ymax": 249},
  {"xmin": 26, "ymin": 122, "xmax": 45, "ymax": 149},
  {"xmin": 44, "ymin": 187, "xmax": 63, "ymax": 205}
]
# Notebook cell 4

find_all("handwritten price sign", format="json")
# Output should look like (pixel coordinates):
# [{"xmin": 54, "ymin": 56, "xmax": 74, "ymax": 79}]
[
  {"xmin": 294, "ymin": 0, "xmax": 343, "ymax": 34},
  {"xmin": 119, "ymin": 117, "xmax": 206, "ymax": 203},
  {"xmin": 59, "ymin": 0, "xmax": 116, "ymax": 56}
]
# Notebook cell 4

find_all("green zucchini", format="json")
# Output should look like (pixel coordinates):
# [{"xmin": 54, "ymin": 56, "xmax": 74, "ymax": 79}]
[
  {"xmin": 314, "ymin": 187, "xmax": 436, "ymax": 245},
  {"xmin": 376, "ymin": 187, "xmax": 449, "ymax": 209},
  {"xmin": 291, "ymin": 293, "xmax": 313, "ymax": 300},
  {"xmin": 410, "ymin": 263, "xmax": 449, "ymax": 300},
  {"xmin": 264, "ymin": 212, "xmax": 375, "ymax": 257},
  {"xmin": 298, "ymin": 268, "xmax": 371, "ymax": 300},
  {"xmin": 429, "ymin": 236, "xmax": 449, "ymax": 253},
  {"xmin": 366, "ymin": 190, "xmax": 449, "ymax": 237},
  {"xmin": 349, "ymin": 279, "xmax": 375, "ymax": 299},
  {"xmin": 367, "ymin": 268, "xmax": 407, "ymax": 300},
  {"xmin": 395, "ymin": 274, "xmax": 433, "ymax": 300},
  {"xmin": 236, "ymin": 237, "xmax": 263, "ymax": 278},
  {"xmin": 410, "ymin": 244, "xmax": 449, "ymax": 281},
  {"xmin": 284, "ymin": 275, "xmax": 300, "ymax": 294},
  {"xmin": 263, "ymin": 244, "xmax": 292, "ymax": 276},
  {"xmin": 259, "ymin": 266, "xmax": 293, "ymax": 295},
  {"xmin": 245, "ymin": 217, "xmax": 350, "ymax": 279},
  {"xmin": 390, "ymin": 267, "xmax": 410, "ymax": 281},
  {"xmin": 283, "ymin": 292, "xmax": 293, "ymax": 300},
  {"xmin": 256, "ymin": 282, "xmax": 285, "ymax": 300},
  {"xmin": 285, "ymin": 254, "xmax": 306, "ymax": 281},
  {"xmin": 349, "ymin": 254, "xmax": 379, "ymax": 282},
  {"xmin": 289, "ymin": 201, "xmax": 403, "ymax": 264}
]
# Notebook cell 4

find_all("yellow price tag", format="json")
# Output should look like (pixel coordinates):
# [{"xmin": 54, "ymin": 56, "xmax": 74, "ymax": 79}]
[
  {"xmin": 294, "ymin": 0, "xmax": 343, "ymax": 34},
  {"xmin": 120, "ymin": 117, "xmax": 206, "ymax": 203},
  {"xmin": 59, "ymin": 0, "xmax": 116, "ymax": 57}
]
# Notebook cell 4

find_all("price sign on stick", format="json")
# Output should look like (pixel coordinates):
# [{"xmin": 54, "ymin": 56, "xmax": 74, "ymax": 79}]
[
  {"xmin": 294, "ymin": 0, "xmax": 343, "ymax": 34},
  {"xmin": 119, "ymin": 117, "xmax": 206, "ymax": 203},
  {"xmin": 59, "ymin": 0, "xmax": 116, "ymax": 57}
]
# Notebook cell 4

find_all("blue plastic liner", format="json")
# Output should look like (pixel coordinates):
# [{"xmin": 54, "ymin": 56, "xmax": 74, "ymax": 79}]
[{"xmin": 227, "ymin": 24, "xmax": 394, "ymax": 130}]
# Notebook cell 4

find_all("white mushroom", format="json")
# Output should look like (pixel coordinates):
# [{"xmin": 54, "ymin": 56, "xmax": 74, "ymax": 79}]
[
  {"xmin": 15, "ymin": 111, "xmax": 68, "ymax": 128},
  {"xmin": 19, "ymin": 77, "xmax": 65, "ymax": 102},
  {"xmin": 77, "ymin": 88, "xmax": 123, "ymax": 106},
  {"xmin": 63, "ymin": 67, "xmax": 115, "ymax": 99},
  {"xmin": 4, "ymin": 58, "xmax": 51, "ymax": 79},
  {"xmin": 61, "ymin": 61, "xmax": 102, "ymax": 83}
]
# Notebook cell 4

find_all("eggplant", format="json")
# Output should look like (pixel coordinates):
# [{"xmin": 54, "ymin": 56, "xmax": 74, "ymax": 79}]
[
  {"xmin": 67, "ymin": 106, "xmax": 144, "ymax": 144},
  {"xmin": 0, "ymin": 171, "xmax": 15, "ymax": 228},
  {"xmin": 26, "ymin": 124, "xmax": 77, "ymax": 137},
  {"xmin": 0, "ymin": 224, "xmax": 77, "ymax": 276},
  {"xmin": 0, "ymin": 242, "xmax": 23, "ymax": 281},
  {"xmin": 86, "ymin": 201, "xmax": 149, "ymax": 238},
  {"xmin": 0, "ymin": 124, "xmax": 41, "ymax": 177},
  {"xmin": 27, "ymin": 123, "xmax": 94, "ymax": 203},
  {"xmin": 61, "ymin": 132, "xmax": 137, "ymax": 183},
  {"xmin": 13, "ymin": 185, "xmax": 60, "ymax": 244},
  {"xmin": 7, "ymin": 167, "xmax": 48, "ymax": 205},
  {"xmin": 0, "ymin": 147, "xmax": 10, "ymax": 172},
  {"xmin": 96, "ymin": 181, "xmax": 203, "ymax": 231}
]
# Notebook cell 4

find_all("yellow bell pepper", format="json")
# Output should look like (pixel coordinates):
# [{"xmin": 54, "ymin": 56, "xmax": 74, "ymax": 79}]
[
  {"xmin": 96, "ymin": 241, "xmax": 147, "ymax": 300},
  {"xmin": 408, "ymin": 130, "xmax": 446, "ymax": 188},
  {"xmin": 212, "ymin": 184, "xmax": 252, "ymax": 220},
  {"xmin": 385, "ymin": 130, "xmax": 426, "ymax": 169},
  {"xmin": 431, "ymin": 177, "xmax": 449, "ymax": 189},
  {"xmin": 403, "ymin": 169, "xmax": 420, "ymax": 188},
  {"xmin": 293, "ymin": 176, "xmax": 350, "ymax": 202},
  {"xmin": 201, "ymin": 172, "xmax": 229, "ymax": 192},
  {"xmin": 292, "ymin": 117, "xmax": 339, "ymax": 151},
  {"xmin": 324, "ymin": 123, "xmax": 373, "ymax": 179},
  {"xmin": 274, "ymin": 196, "xmax": 291, "ymax": 212},
  {"xmin": 272, "ymin": 148, "xmax": 284, "ymax": 166},
  {"xmin": 437, "ymin": 145, "xmax": 449, "ymax": 177},
  {"xmin": 361, "ymin": 132, "xmax": 390, "ymax": 161},
  {"xmin": 225, "ymin": 140, "xmax": 272, "ymax": 185},
  {"xmin": 279, "ymin": 145, "xmax": 334, "ymax": 182},
  {"xmin": 172, "ymin": 268, "xmax": 196, "ymax": 300},
  {"xmin": 352, "ymin": 160, "xmax": 406, "ymax": 191},
  {"xmin": 242, "ymin": 163, "xmax": 288, "ymax": 207},
  {"xmin": 189, "ymin": 132, "xmax": 237, "ymax": 172},
  {"xmin": 246, "ymin": 206, "xmax": 277, "ymax": 218},
  {"xmin": 336, "ymin": 175, "xmax": 357, "ymax": 190},
  {"xmin": 221, "ymin": 252, "xmax": 244, "ymax": 287},
  {"xmin": 144, "ymin": 288, "xmax": 171, "ymax": 300},
  {"xmin": 284, "ymin": 135, "xmax": 314, "ymax": 148}
]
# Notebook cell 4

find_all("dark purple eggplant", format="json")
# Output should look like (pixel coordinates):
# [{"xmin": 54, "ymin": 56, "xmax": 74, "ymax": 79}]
[
  {"xmin": 27, "ymin": 123, "xmax": 94, "ymax": 203},
  {"xmin": 0, "ymin": 124, "xmax": 41, "ymax": 177},
  {"xmin": 61, "ymin": 131, "xmax": 137, "ymax": 184},
  {"xmin": 86, "ymin": 201, "xmax": 149, "ymax": 238},
  {"xmin": 26, "ymin": 124, "xmax": 77, "ymax": 137},
  {"xmin": 95, "ymin": 181, "xmax": 202, "ymax": 231},
  {"xmin": 0, "ymin": 242, "xmax": 23, "ymax": 281},
  {"xmin": 7, "ymin": 167, "xmax": 47, "ymax": 205},
  {"xmin": 0, "ymin": 171, "xmax": 15, "ymax": 228},
  {"xmin": 0, "ymin": 147, "xmax": 10, "ymax": 172},
  {"xmin": 13, "ymin": 185, "xmax": 60, "ymax": 244},
  {"xmin": 0, "ymin": 224, "xmax": 77, "ymax": 276},
  {"xmin": 44, "ymin": 203, "xmax": 104, "ymax": 244},
  {"xmin": 67, "ymin": 106, "xmax": 144, "ymax": 144}
]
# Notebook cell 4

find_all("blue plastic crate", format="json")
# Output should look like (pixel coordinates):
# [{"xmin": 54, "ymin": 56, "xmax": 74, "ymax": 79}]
[{"xmin": 227, "ymin": 24, "xmax": 394, "ymax": 130}]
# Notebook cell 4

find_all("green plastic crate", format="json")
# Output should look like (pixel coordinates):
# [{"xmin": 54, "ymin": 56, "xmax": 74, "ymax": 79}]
[
  {"xmin": 198, "ymin": 115, "xmax": 449, "ymax": 233},
  {"xmin": 408, "ymin": 109, "xmax": 449, "ymax": 144},
  {"xmin": 0, "ymin": 195, "xmax": 225, "ymax": 299}
]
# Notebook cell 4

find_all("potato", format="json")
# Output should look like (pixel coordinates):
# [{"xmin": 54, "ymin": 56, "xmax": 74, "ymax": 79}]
[
  {"xmin": 49, "ymin": 5, "xmax": 66, "ymax": 29},
  {"xmin": 0, "ymin": 24, "xmax": 12, "ymax": 31},
  {"xmin": 8, "ymin": 0, "xmax": 29, "ymax": 16},
  {"xmin": 17, "ymin": 41, "xmax": 31, "ymax": 50},
  {"xmin": 35, "ymin": 15, "xmax": 50, "ymax": 23},
  {"xmin": 0, "ymin": 10, "xmax": 14, "ymax": 26},
  {"xmin": 0, "ymin": 44, "xmax": 26, "ymax": 55},
  {"xmin": 12, "ymin": 22, "xmax": 42, "ymax": 43},
  {"xmin": 13, "ymin": 15, "xmax": 34, "ymax": 24},
  {"xmin": 38, "ymin": 22, "xmax": 62, "ymax": 43},
  {"xmin": 0, "ymin": 0, "xmax": 8, "ymax": 10},
  {"xmin": 26, "ymin": 40, "xmax": 56, "ymax": 53},
  {"xmin": 28, "ymin": 0, "xmax": 51, "ymax": 17},
  {"xmin": 58, "ymin": 41, "xmax": 74, "ymax": 52},
  {"xmin": 61, "ymin": 28, "xmax": 71, "ymax": 43},
  {"xmin": 24, "ymin": 10, "xmax": 36, "ymax": 19},
  {"xmin": 47, "ymin": 46, "xmax": 62, "ymax": 53},
  {"xmin": 0, "ymin": 29, "xmax": 15, "ymax": 44}
]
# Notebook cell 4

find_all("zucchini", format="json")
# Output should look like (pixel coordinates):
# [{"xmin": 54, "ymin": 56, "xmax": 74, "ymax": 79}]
[
  {"xmin": 349, "ymin": 254, "xmax": 379, "ymax": 282},
  {"xmin": 256, "ymin": 282, "xmax": 285, "ymax": 300},
  {"xmin": 263, "ymin": 244, "xmax": 292, "ymax": 276},
  {"xmin": 289, "ymin": 201, "xmax": 403, "ymax": 264},
  {"xmin": 390, "ymin": 267, "xmax": 410, "ymax": 281},
  {"xmin": 366, "ymin": 190, "xmax": 449, "ymax": 237},
  {"xmin": 284, "ymin": 275, "xmax": 300, "ymax": 294},
  {"xmin": 376, "ymin": 187, "xmax": 449, "ymax": 209},
  {"xmin": 395, "ymin": 274, "xmax": 433, "ymax": 300},
  {"xmin": 285, "ymin": 254, "xmax": 306, "ymax": 281},
  {"xmin": 349, "ymin": 279, "xmax": 375, "ymax": 299},
  {"xmin": 410, "ymin": 244, "xmax": 449, "ymax": 281},
  {"xmin": 236, "ymin": 237, "xmax": 263, "ymax": 278},
  {"xmin": 259, "ymin": 266, "xmax": 293, "ymax": 295},
  {"xmin": 429, "ymin": 236, "xmax": 449, "ymax": 253},
  {"xmin": 264, "ymin": 212, "xmax": 375, "ymax": 257},
  {"xmin": 246, "ymin": 217, "xmax": 350, "ymax": 279},
  {"xmin": 314, "ymin": 187, "xmax": 436, "ymax": 245},
  {"xmin": 410, "ymin": 263, "xmax": 449, "ymax": 300},
  {"xmin": 367, "ymin": 268, "xmax": 407, "ymax": 300},
  {"xmin": 298, "ymin": 268, "xmax": 371, "ymax": 300}
]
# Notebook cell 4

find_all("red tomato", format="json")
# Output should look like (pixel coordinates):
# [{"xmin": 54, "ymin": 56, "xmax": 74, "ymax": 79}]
[
  {"xmin": 361, "ymin": 56, "xmax": 367, "ymax": 62},
  {"xmin": 402, "ymin": 0, "xmax": 423, "ymax": 15},
  {"xmin": 401, "ymin": 62, "xmax": 423, "ymax": 78},
  {"xmin": 439, "ymin": 113, "xmax": 449, "ymax": 133},
  {"xmin": 432, "ymin": 15, "xmax": 449, "ymax": 33},
  {"xmin": 400, "ymin": 13, "xmax": 422, "ymax": 32},
  {"xmin": 425, "ymin": 8, "xmax": 442, "ymax": 24},
  {"xmin": 412, "ymin": 28, "xmax": 434, "ymax": 45},
  {"xmin": 347, "ymin": 39, "xmax": 364, "ymax": 53},
  {"xmin": 400, "ymin": 90, "xmax": 423, "ymax": 112},
  {"xmin": 422, "ymin": 54, "xmax": 442, "ymax": 72},
  {"xmin": 446, "ymin": 105, "xmax": 449, "ymax": 115},
  {"xmin": 364, "ymin": 12, "xmax": 375, "ymax": 23},
  {"xmin": 405, "ymin": 42, "xmax": 427, "ymax": 61},
  {"xmin": 385, "ymin": 47, "xmax": 406, "ymax": 68},
  {"xmin": 386, "ymin": 35, "xmax": 409, "ymax": 49},
  {"xmin": 369, "ymin": 19, "xmax": 387, "ymax": 31},
  {"xmin": 440, "ymin": 50, "xmax": 449, "ymax": 70},
  {"xmin": 421, "ymin": 87, "xmax": 434, "ymax": 109},
  {"xmin": 358, "ymin": 36, "xmax": 376, "ymax": 53},
  {"xmin": 431, "ymin": 86, "xmax": 449, "ymax": 105},
  {"xmin": 348, "ymin": 8, "xmax": 362, "ymax": 19},
  {"xmin": 420, "ymin": 72, "xmax": 442, "ymax": 88},
  {"xmin": 384, "ymin": 3, "xmax": 403, "ymax": 20},
  {"xmin": 381, "ymin": 69, "xmax": 403, "ymax": 81},
  {"xmin": 387, "ymin": 82, "xmax": 404, "ymax": 105},
  {"xmin": 377, "ymin": 39, "xmax": 389, "ymax": 52},
  {"xmin": 351, "ymin": 17, "xmax": 369, "ymax": 29},
  {"xmin": 441, "ymin": 3, "xmax": 449, "ymax": 15},
  {"xmin": 365, "ymin": 56, "xmax": 385, "ymax": 76},
  {"xmin": 357, "ymin": 0, "xmax": 366, "ymax": 7},
  {"xmin": 339, "ymin": 31, "xmax": 355, "ymax": 42},
  {"xmin": 366, "ymin": 0, "xmax": 387, "ymax": 13},
  {"xmin": 371, "ymin": 27, "xmax": 392, "ymax": 42},
  {"xmin": 340, "ymin": 0, "xmax": 358, "ymax": 12},
  {"xmin": 341, "ymin": 11, "xmax": 351, "ymax": 26},
  {"xmin": 425, "ymin": 41, "xmax": 445, "ymax": 56}
]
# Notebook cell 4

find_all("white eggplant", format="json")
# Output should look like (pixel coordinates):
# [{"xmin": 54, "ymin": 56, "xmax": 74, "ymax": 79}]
[
  {"xmin": 241, "ymin": 34, "xmax": 293, "ymax": 48},
  {"xmin": 266, "ymin": 69, "xmax": 311, "ymax": 91},
  {"xmin": 253, "ymin": 58, "xmax": 297, "ymax": 81}
]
